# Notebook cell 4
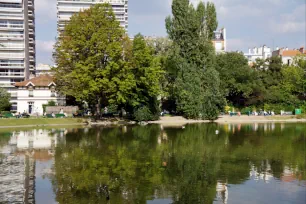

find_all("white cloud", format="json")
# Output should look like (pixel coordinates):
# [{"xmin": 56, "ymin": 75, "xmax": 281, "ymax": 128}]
[
  {"xmin": 227, "ymin": 38, "xmax": 257, "ymax": 51},
  {"xmin": 35, "ymin": 0, "xmax": 57, "ymax": 23},
  {"xmin": 36, "ymin": 40, "xmax": 54, "ymax": 54}
]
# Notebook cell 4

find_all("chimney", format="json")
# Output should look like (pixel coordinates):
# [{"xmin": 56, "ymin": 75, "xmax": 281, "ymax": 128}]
[{"xmin": 299, "ymin": 47, "xmax": 304, "ymax": 53}]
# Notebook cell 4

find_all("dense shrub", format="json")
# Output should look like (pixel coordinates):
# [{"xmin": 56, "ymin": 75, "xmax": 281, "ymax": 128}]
[{"xmin": 134, "ymin": 106, "xmax": 158, "ymax": 122}]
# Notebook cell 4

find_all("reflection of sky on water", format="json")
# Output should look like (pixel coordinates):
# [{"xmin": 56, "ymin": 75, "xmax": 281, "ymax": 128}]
[
  {"xmin": 35, "ymin": 160, "xmax": 56, "ymax": 204},
  {"xmin": 220, "ymin": 178, "xmax": 306, "ymax": 204},
  {"xmin": 147, "ymin": 199, "xmax": 173, "ymax": 204}
]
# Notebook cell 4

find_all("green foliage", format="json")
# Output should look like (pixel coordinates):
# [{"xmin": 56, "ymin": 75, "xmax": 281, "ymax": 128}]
[
  {"xmin": 0, "ymin": 87, "xmax": 11, "ymax": 111},
  {"xmin": 216, "ymin": 52, "xmax": 260, "ymax": 106},
  {"xmin": 53, "ymin": 4, "xmax": 131, "ymax": 115},
  {"xmin": 53, "ymin": 4, "xmax": 163, "ymax": 117},
  {"xmin": 42, "ymin": 100, "xmax": 57, "ymax": 113},
  {"xmin": 165, "ymin": 0, "xmax": 223, "ymax": 120},
  {"xmin": 220, "ymin": 53, "xmax": 306, "ymax": 110},
  {"xmin": 127, "ymin": 34, "xmax": 164, "ymax": 109},
  {"xmin": 106, "ymin": 104, "xmax": 118, "ymax": 113},
  {"xmin": 133, "ymin": 106, "xmax": 157, "ymax": 122}
]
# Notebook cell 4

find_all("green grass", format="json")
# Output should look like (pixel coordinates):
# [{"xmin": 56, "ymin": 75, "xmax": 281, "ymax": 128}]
[{"xmin": 0, "ymin": 118, "xmax": 85, "ymax": 127}]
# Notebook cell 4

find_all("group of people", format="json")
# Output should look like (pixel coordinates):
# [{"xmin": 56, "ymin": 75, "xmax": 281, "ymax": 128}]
[
  {"xmin": 253, "ymin": 110, "xmax": 275, "ymax": 116},
  {"xmin": 229, "ymin": 110, "xmax": 275, "ymax": 116},
  {"xmin": 43, "ymin": 108, "xmax": 67, "ymax": 118},
  {"xmin": 15, "ymin": 111, "xmax": 30, "ymax": 118}
]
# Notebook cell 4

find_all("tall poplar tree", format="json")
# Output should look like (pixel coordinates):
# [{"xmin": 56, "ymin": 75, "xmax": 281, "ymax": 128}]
[{"xmin": 166, "ymin": 0, "xmax": 224, "ymax": 120}]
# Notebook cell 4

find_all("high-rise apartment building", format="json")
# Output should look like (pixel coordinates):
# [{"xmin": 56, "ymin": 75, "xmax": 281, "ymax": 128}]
[
  {"xmin": 0, "ymin": 0, "xmax": 36, "ymax": 85},
  {"xmin": 57, "ymin": 0, "xmax": 128, "ymax": 32}
]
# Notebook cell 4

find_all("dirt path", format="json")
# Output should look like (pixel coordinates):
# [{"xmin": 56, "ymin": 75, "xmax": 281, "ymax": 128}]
[{"xmin": 148, "ymin": 116, "xmax": 306, "ymax": 126}]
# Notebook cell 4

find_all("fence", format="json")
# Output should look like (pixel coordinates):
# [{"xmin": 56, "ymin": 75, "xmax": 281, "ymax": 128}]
[{"xmin": 45, "ymin": 106, "xmax": 78, "ymax": 115}]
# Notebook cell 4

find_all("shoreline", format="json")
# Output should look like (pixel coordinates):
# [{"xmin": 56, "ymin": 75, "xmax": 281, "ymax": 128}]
[
  {"xmin": 148, "ymin": 116, "xmax": 306, "ymax": 126},
  {"xmin": 0, "ymin": 116, "xmax": 305, "ymax": 129}
]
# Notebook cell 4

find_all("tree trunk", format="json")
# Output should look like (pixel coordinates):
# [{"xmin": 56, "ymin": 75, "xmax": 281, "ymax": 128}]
[{"xmin": 96, "ymin": 96, "xmax": 101, "ymax": 120}]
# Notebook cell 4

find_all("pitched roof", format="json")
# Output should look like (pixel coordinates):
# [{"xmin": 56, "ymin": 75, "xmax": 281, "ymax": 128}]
[
  {"xmin": 15, "ymin": 75, "xmax": 55, "ymax": 87},
  {"xmin": 282, "ymin": 50, "xmax": 302, "ymax": 57}
]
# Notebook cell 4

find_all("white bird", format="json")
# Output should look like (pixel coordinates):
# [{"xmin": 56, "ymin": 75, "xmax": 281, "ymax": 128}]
[{"xmin": 215, "ymin": 130, "xmax": 219, "ymax": 135}]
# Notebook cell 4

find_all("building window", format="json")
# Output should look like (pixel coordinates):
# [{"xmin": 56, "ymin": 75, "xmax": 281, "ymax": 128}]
[
  {"xmin": 28, "ymin": 86, "xmax": 33, "ymax": 97},
  {"xmin": 50, "ymin": 86, "xmax": 56, "ymax": 97}
]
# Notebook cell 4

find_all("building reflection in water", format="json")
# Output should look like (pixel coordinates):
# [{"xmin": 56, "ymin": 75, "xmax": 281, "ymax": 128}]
[
  {"xmin": 216, "ymin": 181, "xmax": 228, "ymax": 204},
  {"xmin": 0, "ymin": 128, "xmax": 68, "ymax": 204}
]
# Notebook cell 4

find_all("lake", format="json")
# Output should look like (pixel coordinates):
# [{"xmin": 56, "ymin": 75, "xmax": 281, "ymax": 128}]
[{"xmin": 0, "ymin": 123, "xmax": 305, "ymax": 204}]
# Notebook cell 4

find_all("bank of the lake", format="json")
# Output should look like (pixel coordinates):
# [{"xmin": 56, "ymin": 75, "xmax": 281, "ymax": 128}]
[
  {"xmin": 148, "ymin": 115, "xmax": 306, "ymax": 126},
  {"xmin": 0, "ymin": 118, "xmax": 86, "ymax": 128},
  {"xmin": 1, "ymin": 115, "xmax": 306, "ymax": 129}
]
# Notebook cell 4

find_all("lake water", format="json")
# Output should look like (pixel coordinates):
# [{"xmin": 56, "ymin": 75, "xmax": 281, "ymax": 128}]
[{"xmin": 0, "ymin": 123, "xmax": 305, "ymax": 204}]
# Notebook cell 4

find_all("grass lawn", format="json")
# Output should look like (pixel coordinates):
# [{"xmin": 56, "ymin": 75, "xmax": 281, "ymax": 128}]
[{"xmin": 0, "ymin": 118, "xmax": 85, "ymax": 127}]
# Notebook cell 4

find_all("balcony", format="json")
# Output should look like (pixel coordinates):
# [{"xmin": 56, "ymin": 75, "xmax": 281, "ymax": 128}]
[
  {"xmin": 0, "ymin": 34, "xmax": 24, "ymax": 40},
  {"xmin": 0, "ymin": 72, "xmax": 24, "ymax": 77},
  {"xmin": 0, "ymin": 63, "xmax": 24, "ymax": 68},
  {"xmin": 0, "ymin": 53, "xmax": 24, "ymax": 59},
  {"xmin": 0, "ymin": 45, "xmax": 24, "ymax": 51},
  {"xmin": 0, "ymin": 15, "xmax": 23, "ymax": 20},
  {"xmin": 0, "ymin": 24, "xmax": 23, "ymax": 30}
]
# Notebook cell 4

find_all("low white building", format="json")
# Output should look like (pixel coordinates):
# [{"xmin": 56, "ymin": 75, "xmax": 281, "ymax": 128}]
[
  {"xmin": 244, "ymin": 45, "xmax": 272, "ymax": 65},
  {"xmin": 272, "ymin": 47, "xmax": 306, "ymax": 65},
  {"xmin": 14, "ymin": 75, "xmax": 65, "ymax": 115}
]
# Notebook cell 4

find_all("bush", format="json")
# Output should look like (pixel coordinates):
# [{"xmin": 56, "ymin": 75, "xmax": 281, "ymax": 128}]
[
  {"xmin": 134, "ymin": 106, "xmax": 157, "ymax": 122},
  {"xmin": 1, "ymin": 111, "xmax": 11, "ymax": 115},
  {"xmin": 240, "ymin": 107, "xmax": 252, "ymax": 115},
  {"xmin": 107, "ymin": 104, "xmax": 118, "ymax": 114}
]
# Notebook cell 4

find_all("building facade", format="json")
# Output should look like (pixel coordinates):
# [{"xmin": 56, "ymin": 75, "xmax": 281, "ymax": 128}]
[
  {"xmin": 0, "ymin": 0, "xmax": 36, "ymax": 86},
  {"xmin": 35, "ymin": 63, "xmax": 52, "ymax": 76},
  {"xmin": 14, "ymin": 75, "xmax": 65, "ymax": 115},
  {"xmin": 244, "ymin": 45, "xmax": 272, "ymax": 65},
  {"xmin": 57, "ymin": 0, "xmax": 128, "ymax": 32},
  {"xmin": 272, "ymin": 47, "xmax": 306, "ymax": 66},
  {"xmin": 212, "ymin": 28, "xmax": 226, "ymax": 53}
]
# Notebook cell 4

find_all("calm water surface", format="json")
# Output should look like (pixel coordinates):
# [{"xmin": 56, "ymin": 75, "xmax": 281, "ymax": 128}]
[{"xmin": 0, "ymin": 123, "xmax": 305, "ymax": 204}]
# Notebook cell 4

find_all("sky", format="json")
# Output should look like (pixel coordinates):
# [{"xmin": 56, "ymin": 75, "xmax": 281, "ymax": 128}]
[{"xmin": 36, "ymin": 0, "xmax": 306, "ymax": 65}]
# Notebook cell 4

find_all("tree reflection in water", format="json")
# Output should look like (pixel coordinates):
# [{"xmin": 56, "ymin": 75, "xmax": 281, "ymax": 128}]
[{"xmin": 51, "ymin": 123, "xmax": 306, "ymax": 204}]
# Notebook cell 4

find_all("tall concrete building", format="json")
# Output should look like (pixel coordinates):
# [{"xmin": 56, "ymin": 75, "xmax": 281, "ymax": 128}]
[
  {"xmin": 0, "ymin": 0, "xmax": 36, "ymax": 85},
  {"xmin": 57, "ymin": 0, "xmax": 129, "ymax": 32}
]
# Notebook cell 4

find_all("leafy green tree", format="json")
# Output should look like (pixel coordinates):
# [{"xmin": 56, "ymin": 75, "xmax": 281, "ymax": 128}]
[
  {"xmin": 0, "ymin": 87, "xmax": 11, "ymax": 111},
  {"xmin": 53, "ymin": 4, "xmax": 134, "ymax": 116},
  {"xmin": 53, "ymin": 5, "xmax": 163, "ymax": 119},
  {"xmin": 128, "ymin": 34, "xmax": 164, "ymax": 114},
  {"xmin": 281, "ymin": 65, "xmax": 305, "ymax": 96},
  {"xmin": 205, "ymin": 2, "xmax": 218, "ymax": 39},
  {"xmin": 216, "ymin": 52, "xmax": 263, "ymax": 107},
  {"xmin": 165, "ymin": 0, "xmax": 224, "ymax": 120}
]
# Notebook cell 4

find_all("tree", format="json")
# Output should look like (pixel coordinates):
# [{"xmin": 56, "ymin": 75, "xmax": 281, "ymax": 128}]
[
  {"xmin": 128, "ymin": 34, "xmax": 164, "ymax": 118},
  {"xmin": 216, "ymin": 52, "xmax": 262, "ymax": 107},
  {"xmin": 53, "ymin": 4, "xmax": 133, "ymax": 116},
  {"xmin": 0, "ymin": 87, "xmax": 11, "ymax": 111},
  {"xmin": 165, "ymin": 0, "xmax": 224, "ymax": 120},
  {"xmin": 53, "ymin": 4, "xmax": 164, "ymax": 119}
]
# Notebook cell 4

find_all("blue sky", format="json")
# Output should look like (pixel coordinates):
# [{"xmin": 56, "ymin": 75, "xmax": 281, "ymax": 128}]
[{"xmin": 36, "ymin": 0, "xmax": 306, "ymax": 65}]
